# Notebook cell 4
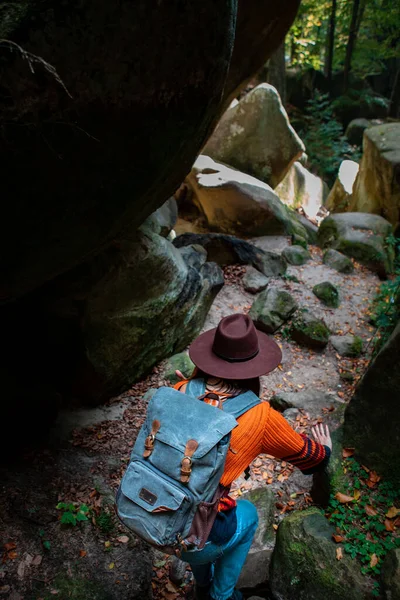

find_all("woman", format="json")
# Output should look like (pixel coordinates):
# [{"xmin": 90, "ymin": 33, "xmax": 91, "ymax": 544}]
[{"xmin": 174, "ymin": 313, "xmax": 332, "ymax": 600}]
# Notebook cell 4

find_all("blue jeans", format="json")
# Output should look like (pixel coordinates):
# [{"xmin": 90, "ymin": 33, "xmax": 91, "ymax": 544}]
[{"xmin": 181, "ymin": 499, "xmax": 258, "ymax": 600}]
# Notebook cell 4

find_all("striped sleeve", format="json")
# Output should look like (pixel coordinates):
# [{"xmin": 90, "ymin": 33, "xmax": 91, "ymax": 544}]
[{"xmin": 263, "ymin": 406, "xmax": 330, "ymax": 474}]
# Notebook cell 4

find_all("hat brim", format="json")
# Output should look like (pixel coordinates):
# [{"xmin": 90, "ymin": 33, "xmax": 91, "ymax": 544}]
[{"xmin": 189, "ymin": 326, "xmax": 282, "ymax": 379}]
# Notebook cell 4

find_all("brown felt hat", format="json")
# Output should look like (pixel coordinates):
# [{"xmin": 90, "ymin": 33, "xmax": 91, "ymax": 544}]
[{"xmin": 189, "ymin": 313, "xmax": 282, "ymax": 379}]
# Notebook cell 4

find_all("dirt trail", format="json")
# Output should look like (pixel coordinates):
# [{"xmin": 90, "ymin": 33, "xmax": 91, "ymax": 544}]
[{"xmin": 0, "ymin": 234, "xmax": 379, "ymax": 600}]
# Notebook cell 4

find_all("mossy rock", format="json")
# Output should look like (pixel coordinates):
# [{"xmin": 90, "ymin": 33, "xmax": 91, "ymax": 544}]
[
  {"xmin": 164, "ymin": 352, "xmax": 195, "ymax": 384},
  {"xmin": 292, "ymin": 233, "xmax": 308, "ymax": 249},
  {"xmin": 249, "ymin": 287, "xmax": 298, "ymax": 333},
  {"xmin": 330, "ymin": 335, "xmax": 363, "ymax": 357},
  {"xmin": 323, "ymin": 249, "xmax": 354, "ymax": 274},
  {"xmin": 282, "ymin": 245, "xmax": 311, "ymax": 266},
  {"xmin": 313, "ymin": 281, "xmax": 340, "ymax": 308},
  {"xmin": 290, "ymin": 311, "xmax": 330, "ymax": 349},
  {"xmin": 269, "ymin": 508, "xmax": 370, "ymax": 600}
]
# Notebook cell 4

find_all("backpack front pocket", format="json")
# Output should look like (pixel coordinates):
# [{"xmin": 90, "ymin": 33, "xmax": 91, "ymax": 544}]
[{"xmin": 117, "ymin": 460, "xmax": 193, "ymax": 546}]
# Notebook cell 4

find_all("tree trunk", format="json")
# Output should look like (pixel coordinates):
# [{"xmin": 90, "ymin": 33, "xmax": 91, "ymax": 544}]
[
  {"xmin": 324, "ymin": 0, "xmax": 337, "ymax": 89},
  {"xmin": 343, "ymin": 0, "xmax": 361, "ymax": 93},
  {"xmin": 267, "ymin": 41, "xmax": 287, "ymax": 104}
]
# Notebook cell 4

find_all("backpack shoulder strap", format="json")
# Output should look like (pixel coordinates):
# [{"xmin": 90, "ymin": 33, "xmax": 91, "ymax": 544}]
[
  {"xmin": 222, "ymin": 391, "xmax": 261, "ymax": 420},
  {"xmin": 185, "ymin": 378, "xmax": 206, "ymax": 398}
]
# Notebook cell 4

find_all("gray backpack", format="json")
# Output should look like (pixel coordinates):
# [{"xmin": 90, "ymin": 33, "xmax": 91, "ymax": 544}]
[{"xmin": 116, "ymin": 378, "xmax": 260, "ymax": 553}]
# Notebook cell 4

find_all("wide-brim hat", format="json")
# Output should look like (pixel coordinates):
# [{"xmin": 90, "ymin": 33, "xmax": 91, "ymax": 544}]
[{"xmin": 189, "ymin": 313, "xmax": 282, "ymax": 379}]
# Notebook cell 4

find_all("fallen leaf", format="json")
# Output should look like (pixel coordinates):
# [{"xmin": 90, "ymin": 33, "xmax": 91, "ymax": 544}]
[
  {"xmin": 17, "ymin": 561, "xmax": 25, "ymax": 578},
  {"xmin": 104, "ymin": 541, "xmax": 111, "ymax": 548},
  {"xmin": 354, "ymin": 489, "xmax": 361, "ymax": 500},
  {"xmin": 273, "ymin": 524, "xmax": 278, "ymax": 531},
  {"xmin": 335, "ymin": 492, "xmax": 355, "ymax": 504},
  {"xmin": 109, "ymin": 562, "xmax": 115, "ymax": 570},
  {"xmin": 3, "ymin": 543, "xmax": 16, "ymax": 552},
  {"xmin": 365, "ymin": 505, "xmax": 378, "ymax": 517},
  {"xmin": 117, "ymin": 536, "xmax": 129, "ymax": 544},
  {"xmin": 370, "ymin": 554, "xmax": 379, "ymax": 568},
  {"xmin": 79, "ymin": 550, "xmax": 87, "ymax": 558},
  {"xmin": 332, "ymin": 534, "xmax": 345, "ymax": 543},
  {"xmin": 8, "ymin": 551, "xmax": 18, "ymax": 560},
  {"xmin": 32, "ymin": 555, "xmax": 43, "ymax": 566},
  {"xmin": 0, "ymin": 586, "xmax": 10, "ymax": 595},
  {"xmin": 166, "ymin": 582, "xmax": 178, "ymax": 593},
  {"xmin": 336, "ymin": 547, "xmax": 343, "ymax": 560},
  {"xmin": 386, "ymin": 507, "xmax": 400, "ymax": 519},
  {"xmin": 368, "ymin": 471, "xmax": 381, "ymax": 483},
  {"xmin": 384, "ymin": 519, "xmax": 395, "ymax": 532},
  {"xmin": 342, "ymin": 448, "xmax": 355, "ymax": 458}
]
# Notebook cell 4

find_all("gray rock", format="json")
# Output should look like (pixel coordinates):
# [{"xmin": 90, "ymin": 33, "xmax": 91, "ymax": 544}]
[
  {"xmin": 249, "ymin": 287, "xmax": 298, "ymax": 333},
  {"xmin": 323, "ymin": 249, "xmax": 354, "ymax": 274},
  {"xmin": 345, "ymin": 118, "xmax": 372, "ymax": 146},
  {"xmin": 142, "ymin": 197, "xmax": 178, "ymax": 237},
  {"xmin": 237, "ymin": 488, "xmax": 275, "ymax": 589},
  {"xmin": 290, "ymin": 311, "xmax": 330, "ymax": 349},
  {"xmin": 178, "ymin": 244, "xmax": 208, "ymax": 270},
  {"xmin": 203, "ymin": 84, "xmax": 305, "ymax": 188},
  {"xmin": 297, "ymin": 214, "xmax": 319, "ymax": 244},
  {"xmin": 257, "ymin": 251, "xmax": 288, "ymax": 278},
  {"xmin": 270, "ymin": 508, "xmax": 370, "ymax": 600},
  {"xmin": 282, "ymin": 245, "xmax": 311, "ymax": 265},
  {"xmin": 185, "ymin": 155, "xmax": 300, "ymax": 237},
  {"xmin": 344, "ymin": 321, "xmax": 400, "ymax": 483},
  {"xmin": 318, "ymin": 212, "xmax": 394, "ymax": 278},
  {"xmin": 275, "ymin": 161, "xmax": 329, "ymax": 222},
  {"xmin": 283, "ymin": 407, "xmax": 302, "ymax": 425},
  {"xmin": 330, "ymin": 335, "xmax": 364, "ymax": 357},
  {"xmin": 381, "ymin": 548, "xmax": 400, "ymax": 600},
  {"xmin": 164, "ymin": 352, "xmax": 195, "ymax": 384},
  {"xmin": 243, "ymin": 267, "xmax": 270, "ymax": 294},
  {"xmin": 169, "ymin": 556, "xmax": 188, "ymax": 585},
  {"xmin": 271, "ymin": 389, "xmax": 340, "ymax": 417},
  {"xmin": 313, "ymin": 281, "xmax": 340, "ymax": 308}
]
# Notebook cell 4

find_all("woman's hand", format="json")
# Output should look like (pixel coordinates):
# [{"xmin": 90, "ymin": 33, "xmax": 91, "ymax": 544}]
[
  {"xmin": 311, "ymin": 423, "xmax": 332, "ymax": 451},
  {"xmin": 175, "ymin": 370, "xmax": 185, "ymax": 381}
]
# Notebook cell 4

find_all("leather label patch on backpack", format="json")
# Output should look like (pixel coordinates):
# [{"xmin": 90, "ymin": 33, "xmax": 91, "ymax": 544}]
[{"xmin": 139, "ymin": 487, "xmax": 157, "ymax": 506}]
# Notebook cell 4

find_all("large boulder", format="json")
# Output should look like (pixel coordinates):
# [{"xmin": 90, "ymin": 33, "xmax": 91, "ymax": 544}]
[
  {"xmin": 203, "ymin": 84, "xmax": 305, "ymax": 188},
  {"xmin": 242, "ymin": 267, "xmax": 270, "ymax": 294},
  {"xmin": 344, "ymin": 321, "xmax": 400, "ymax": 484},
  {"xmin": 351, "ymin": 123, "xmax": 400, "ymax": 229},
  {"xmin": 312, "ymin": 281, "xmax": 340, "ymax": 308},
  {"xmin": 249, "ymin": 287, "xmax": 298, "ymax": 333},
  {"xmin": 282, "ymin": 246, "xmax": 311, "ymax": 266},
  {"xmin": 185, "ymin": 155, "xmax": 303, "ymax": 236},
  {"xmin": 0, "ymin": 0, "xmax": 238, "ymax": 301},
  {"xmin": 270, "ymin": 389, "xmax": 340, "ymax": 417},
  {"xmin": 270, "ymin": 508, "xmax": 370, "ymax": 600},
  {"xmin": 322, "ymin": 249, "xmax": 354, "ymax": 274},
  {"xmin": 325, "ymin": 160, "xmax": 359, "ymax": 213},
  {"xmin": 275, "ymin": 161, "xmax": 329, "ymax": 221},
  {"xmin": 330, "ymin": 335, "xmax": 364, "ymax": 357},
  {"xmin": 173, "ymin": 232, "xmax": 287, "ymax": 277},
  {"xmin": 318, "ymin": 212, "xmax": 394, "ymax": 278},
  {"xmin": 237, "ymin": 488, "xmax": 275, "ymax": 589},
  {"xmin": 345, "ymin": 118, "xmax": 372, "ymax": 146}
]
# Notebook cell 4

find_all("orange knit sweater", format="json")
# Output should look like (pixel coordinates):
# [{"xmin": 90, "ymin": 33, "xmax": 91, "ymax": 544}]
[{"xmin": 174, "ymin": 381, "xmax": 329, "ymax": 485}]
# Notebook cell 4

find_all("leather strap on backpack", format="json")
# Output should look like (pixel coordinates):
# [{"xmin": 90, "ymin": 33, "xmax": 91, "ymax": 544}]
[
  {"xmin": 143, "ymin": 420, "xmax": 161, "ymax": 458},
  {"xmin": 180, "ymin": 439, "xmax": 198, "ymax": 483}
]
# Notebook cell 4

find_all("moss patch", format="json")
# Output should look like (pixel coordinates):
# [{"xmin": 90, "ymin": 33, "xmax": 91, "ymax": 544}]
[{"xmin": 313, "ymin": 281, "xmax": 340, "ymax": 308}]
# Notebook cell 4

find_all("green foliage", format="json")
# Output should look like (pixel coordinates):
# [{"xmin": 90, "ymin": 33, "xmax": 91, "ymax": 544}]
[
  {"xmin": 370, "ymin": 237, "xmax": 400, "ymax": 352},
  {"xmin": 56, "ymin": 502, "xmax": 90, "ymax": 527},
  {"xmin": 299, "ymin": 92, "xmax": 359, "ymax": 185},
  {"xmin": 39, "ymin": 528, "xmax": 51, "ymax": 552},
  {"xmin": 95, "ymin": 509, "xmax": 114, "ymax": 533},
  {"xmin": 327, "ymin": 457, "xmax": 400, "ymax": 582}
]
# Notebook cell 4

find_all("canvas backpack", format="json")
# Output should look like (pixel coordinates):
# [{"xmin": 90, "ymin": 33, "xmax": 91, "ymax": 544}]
[{"xmin": 115, "ymin": 377, "xmax": 260, "ymax": 554}]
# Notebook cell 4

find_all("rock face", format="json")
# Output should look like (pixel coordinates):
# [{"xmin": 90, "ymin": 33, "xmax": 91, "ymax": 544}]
[
  {"xmin": 270, "ymin": 389, "xmax": 340, "ymax": 417},
  {"xmin": 382, "ymin": 549, "xmax": 400, "ymax": 600},
  {"xmin": 290, "ymin": 312, "xmax": 330, "ymax": 349},
  {"xmin": 203, "ymin": 84, "xmax": 305, "ymax": 188},
  {"xmin": 178, "ymin": 245, "xmax": 208, "ymax": 270},
  {"xmin": 326, "ymin": 160, "xmax": 359, "ymax": 213},
  {"xmin": 249, "ymin": 287, "xmax": 298, "ymax": 333},
  {"xmin": 223, "ymin": 0, "xmax": 301, "ymax": 107},
  {"xmin": 174, "ymin": 232, "xmax": 287, "ymax": 278},
  {"xmin": 270, "ymin": 508, "xmax": 370, "ymax": 600},
  {"xmin": 237, "ymin": 488, "xmax": 275, "ymax": 589},
  {"xmin": 282, "ymin": 246, "xmax": 311, "ymax": 265},
  {"xmin": 243, "ymin": 267, "xmax": 270, "ymax": 294},
  {"xmin": 275, "ymin": 161, "xmax": 329, "ymax": 220},
  {"xmin": 344, "ymin": 321, "xmax": 400, "ymax": 484},
  {"xmin": 142, "ymin": 198, "xmax": 178, "ymax": 237},
  {"xmin": 185, "ymin": 155, "xmax": 302, "ymax": 236},
  {"xmin": 0, "ymin": 0, "xmax": 238, "ymax": 301},
  {"xmin": 351, "ymin": 123, "xmax": 400, "ymax": 229},
  {"xmin": 323, "ymin": 249, "xmax": 354, "ymax": 274},
  {"xmin": 313, "ymin": 281, "xmax": 340, "ymax": 308},
  {"xmin": 318, "ymin": 212, "xmax": 393, "ymax": 278},
  {"xmin": 330, "ymin": 335, "xmax": 363, "ymax": 357}
]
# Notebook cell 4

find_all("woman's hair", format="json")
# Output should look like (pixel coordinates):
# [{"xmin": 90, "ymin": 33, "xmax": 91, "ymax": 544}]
[{"xmin": 192, "ymin": 367, "xmax": 261, "ymax": 396}]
